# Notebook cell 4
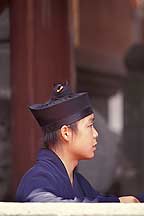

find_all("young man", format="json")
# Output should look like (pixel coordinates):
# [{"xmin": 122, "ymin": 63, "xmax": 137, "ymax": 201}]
[{"xmin": 16, "ymin": 82, "xmax": 143, "ymax": 202}]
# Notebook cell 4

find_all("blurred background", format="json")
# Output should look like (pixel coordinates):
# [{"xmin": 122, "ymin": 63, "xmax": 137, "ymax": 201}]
[{"xmin": 1, "ymin": 0, "xmax": 144, "ymax": 201}]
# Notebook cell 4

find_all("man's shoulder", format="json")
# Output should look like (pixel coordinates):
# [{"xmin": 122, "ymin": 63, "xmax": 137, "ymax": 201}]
[{"xmin": 21, "ymin": 161, "xmax": 57, "ymax": 182}]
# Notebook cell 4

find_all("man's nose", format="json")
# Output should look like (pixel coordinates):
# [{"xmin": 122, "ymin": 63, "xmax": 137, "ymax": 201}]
[{"xmin": 93, "ymin": 127, "xmax": 98, "ymax": 138}]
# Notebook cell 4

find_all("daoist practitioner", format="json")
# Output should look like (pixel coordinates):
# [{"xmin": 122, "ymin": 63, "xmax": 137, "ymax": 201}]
[{"xmin": 16, "ymin": 82, "xmax": 143, "ymax": 202}]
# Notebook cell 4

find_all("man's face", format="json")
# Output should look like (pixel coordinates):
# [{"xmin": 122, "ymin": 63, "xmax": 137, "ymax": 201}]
[{"xmin": 70, "ymin": 113, "xmax": 98, "ymax": 160}]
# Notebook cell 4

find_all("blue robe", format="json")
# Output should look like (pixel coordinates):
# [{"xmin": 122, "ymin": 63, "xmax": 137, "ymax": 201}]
[{"xmin": 16, "ymin": 148, "xmax": 143, "ymax": 202}]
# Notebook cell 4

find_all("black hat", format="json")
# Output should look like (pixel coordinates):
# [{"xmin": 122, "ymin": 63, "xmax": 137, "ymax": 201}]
[{"xmin": 29, "ymin": 82, "xmax": 93, "ymax": 131}]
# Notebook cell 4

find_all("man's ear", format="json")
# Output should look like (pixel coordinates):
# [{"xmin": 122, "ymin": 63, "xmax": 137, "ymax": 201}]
[{"xmin": 60, "ymin": 125, "xmax": 71, "ymax": 142}]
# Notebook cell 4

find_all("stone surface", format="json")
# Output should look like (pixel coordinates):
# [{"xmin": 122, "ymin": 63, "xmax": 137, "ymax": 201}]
[
  {"xmin": 0, "ymin": 203, "xmax": 144, "ymax": 216},
  {"xmin": 0, "ymin": 8, "xmax": 9, "ymax": 40},
  {"xmin": 0, "ymin": 99, "xmax": 10, "ymax": 200},
  {"xmin": 0, "ymin": 7, "xmax": 10, "ymax": 201}
]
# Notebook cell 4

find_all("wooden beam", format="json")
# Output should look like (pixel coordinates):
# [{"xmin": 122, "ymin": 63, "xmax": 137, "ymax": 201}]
[{"xmin": 10, "ymin": 0, "xmax": 74, "ymax": 196}]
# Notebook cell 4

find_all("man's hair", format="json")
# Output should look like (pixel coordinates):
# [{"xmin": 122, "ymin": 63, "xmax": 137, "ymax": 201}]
[{"xmin": 42, "ymin": 122, "xmax": 78, "ymax": 149}]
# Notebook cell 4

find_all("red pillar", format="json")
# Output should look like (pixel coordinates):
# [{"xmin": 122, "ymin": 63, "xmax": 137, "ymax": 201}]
[{"xmin": 10, "ymin": 0, "xmax": 74, "ymax": 195}]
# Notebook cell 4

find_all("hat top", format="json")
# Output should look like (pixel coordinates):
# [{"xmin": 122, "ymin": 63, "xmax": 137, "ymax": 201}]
[
  {"xmin": 31, "ymin": 82, "xmax": 85, "ymax": 110},
  {"xmin": 51, "ymin": 82, "xmax": 73, "ymax": 99}
]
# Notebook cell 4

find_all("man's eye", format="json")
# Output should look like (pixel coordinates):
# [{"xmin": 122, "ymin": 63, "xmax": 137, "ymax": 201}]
[{"xmin": 89, "ymin": 124, "xmax": 93, "ymax": 127}]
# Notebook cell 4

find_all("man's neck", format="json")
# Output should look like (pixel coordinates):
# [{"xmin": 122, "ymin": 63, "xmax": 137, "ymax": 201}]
[{"xmin": 51, "ymin": 147, "xmax": 78, "ymax": 185}]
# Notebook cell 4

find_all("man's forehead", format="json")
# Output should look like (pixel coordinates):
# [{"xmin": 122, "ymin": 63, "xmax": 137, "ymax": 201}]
[
  {"xmin": 82, "ymin": 113, "xmax": 95, "ymax": 123},
  {"xmin": 76, "ymin": 113, "xmax": 95, "ymax": 125},
  {"xmin": 88, "ymin": 113, "xmax": 95, "ymax": 121}
]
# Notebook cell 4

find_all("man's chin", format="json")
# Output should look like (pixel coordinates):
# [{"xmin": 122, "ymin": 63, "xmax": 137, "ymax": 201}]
[{"xmin": 84, "ymin": 152, "xmax": 96, "ymax": 160}]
